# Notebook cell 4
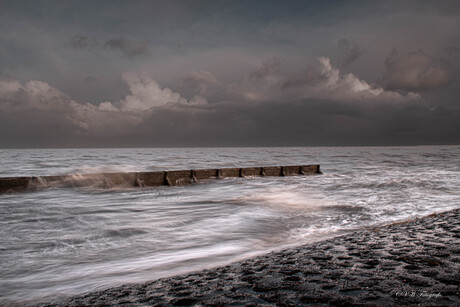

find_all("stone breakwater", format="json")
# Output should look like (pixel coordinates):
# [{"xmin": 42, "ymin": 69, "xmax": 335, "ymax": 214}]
[
  {"xmin": 34, "ymin": 208, "xmax": 460, "ymax": 306},
  {"xmin": 0, "ymin": 165, "xmax": 321, "ymax": 194}
]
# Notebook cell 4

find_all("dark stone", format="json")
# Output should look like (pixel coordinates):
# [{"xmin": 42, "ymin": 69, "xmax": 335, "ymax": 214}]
[
  {"xmin": 193, "ymin": 169, "xmax": 218, "ymax": 180},
  {"xmin": 240, "ymin": 167, "xmax": 263, "ymax": 177},
  {"xmin": 171, "ymin": 297, "xmax": 198, "ymax": 306},
  {"xmin": 218, "ymin": 168, "xmax": 240, "ymax": 178},
  {"xmin": 300, "ymin": 165, "xmax": 321, "ymax": 174},
  {"xmin": 283, "ymin": 165, "xmax": 301, "ymax": 175},
  {"xmin": 136, "ymin": 171, "xmax": 165, "ymax": 187},
  {"xmin": 0, "ymin": 176, "xmax": 31, "ymax": 193},
  {"xmin": 166, "ymin": 170, "xmax": 193, "ymax": 186}
]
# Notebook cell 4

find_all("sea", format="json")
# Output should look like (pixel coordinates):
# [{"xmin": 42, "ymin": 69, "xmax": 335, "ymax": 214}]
[{"xmin": 1, "ymin": 146, "xmax": 459, "ymax": 305}]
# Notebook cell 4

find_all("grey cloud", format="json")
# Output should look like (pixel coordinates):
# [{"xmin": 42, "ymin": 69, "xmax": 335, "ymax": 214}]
[
  {"xmin": 338, "ymin": 39, "xmax": 363, "ymax": 67},
  {"xmin": 440, "ymin": 46, "xmax": 460, "ymax": 73},
  {"xmin": 382, "ymin": 49, "xmax": 455, "ymax": 91},
  {"xmin": 441, "ymin": 45, "xmax": 460, "ymax": 56},
  {"xmin": 0, "ymin": 78, "xmax": 137, "ymax": 136},
  {"xmin": 116, "ymin": 98, "xmax": 460, "ymax": 147},
  {"xmin": 235, "ymin": 57, "xmax": 420, "ymax": 104},
  {"xmin": 103, "ymin": 38, "xmax": 149, "ymax": 57},
  {"xmin": 0, "ymin": 69, "xmax": 458, "ymax": 148},
  {"xmin": 1, "ymin": 0, "xmax": 460, "ymax": 147},
  {"xmin": 84, "ymin": 76, "xmax": 97, "ymax": 84},
  {"xmin": 69, "ymin": 35, "xmax": 149, "ymax": 57},
  {"xmin": 183, "ymin": 71, "xmax": 219, "ymax": 96},
  {"xmin": 70, "ymin": 35, "xmax": 97, "ymax": 49},
  {"xmin": 281, "ymin": 66, "xmax": 325, "ymax": 90},
  {"xmin": 248, "ymin": 58, "xmax": 281, "ymax": 82},
  {"xmin": 0, "ymin": 72, "xmax": 207, "ymax": 141}
]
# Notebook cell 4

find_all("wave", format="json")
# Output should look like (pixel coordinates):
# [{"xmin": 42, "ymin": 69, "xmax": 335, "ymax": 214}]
[
  {"xmin": 325, "ymin": 177, "xmax": 447, "ymax": 192},
  {"xmin": 28, "ymin": 172, "xmax": 138, "ymax": 191},
  {"xmin": 235, "ymin": 186, "xmax": 332, "ymax": 212}
]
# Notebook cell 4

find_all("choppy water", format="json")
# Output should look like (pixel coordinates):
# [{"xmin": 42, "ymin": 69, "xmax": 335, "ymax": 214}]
[{"xmin": 0, "ymin": 146, "xmax": 459, "ymax": 305}]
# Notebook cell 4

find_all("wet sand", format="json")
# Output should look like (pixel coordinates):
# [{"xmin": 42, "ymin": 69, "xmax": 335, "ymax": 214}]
[{"xmin": 35, "ymin": 208, "xmax": 459, "ymax": 306}]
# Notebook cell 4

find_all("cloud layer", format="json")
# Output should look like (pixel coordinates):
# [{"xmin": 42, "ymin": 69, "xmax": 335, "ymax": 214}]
[
  {"xmin": 1, "ymin": 1, "xmax": 459, "ymax": 147},
  {"xmin": 0, "ymin": 69, "xmax": 210, "ymax": 139},
  {"xmin": 103, "ymin": 38, "xmax": 149, "ymax": 57},
  {"xmin": 227, "ymin": 57, "xmax": 420, "ymax": 104},
  {"xmin": 69, "ymin": 35, "xmax": 149, "ymax": 57},
  {"xmin": 383, "ymin": 50, "xmax": 455, "ymax": 91},
  {"xmin": 3, "ymin": 56, "xmax": 453, "ymax": 148}
]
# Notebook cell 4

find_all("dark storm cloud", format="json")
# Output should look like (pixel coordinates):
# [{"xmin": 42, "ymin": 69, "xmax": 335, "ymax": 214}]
[
  {"xmin": 441, "ymin": 45, "xmax": 460, "ymax": 56},
  {"xmin": 69, "ymin": 35, "xmax": 149, "ymax": 57},
  {"xmin": 84, "ymin": 76, "xmax": 97, "ymax": 84},
  {"xmin": 281, "ymin": 66, "xmax": 325, "ymax": 90},
  {"xmin": 103, "ymin": 38, "xmax": 149, "ymax": 57},
  {"xmin": 1, "ymin": 0, "xmax": 460, "ymax": 147},
  {"xmin": 248, "ymin": 58, "xmax": 281, "ymax": 82},
  {"xmin": 338, "ymin": 39, "xmax": 363, "ymax": 67},
  {"xmin": 0, "ymin": 57, "xmax": 428, "ymax": 148},
  {"xmin": 183, "ymin": 71, "xmax": 219, "ymax": 96},
  {"xmin": 0, "ymin": 68, "xmax": 459, "ymax": 148},
  {"xmin": 440, "ymin": 45, "xmax": 460, "ymax": 73},
  {"xmin": 70, "ymin": 35, "xmax": 97, "ymax": 49},
  {"xmin": 382, "ymin": 50, "xmax": 455, "ymax": 91}
]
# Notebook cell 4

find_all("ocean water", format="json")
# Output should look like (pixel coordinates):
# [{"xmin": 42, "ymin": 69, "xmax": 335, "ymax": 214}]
[{"xmin": 0, "ymin": 146, "xmax": 459, "ymax": 305}]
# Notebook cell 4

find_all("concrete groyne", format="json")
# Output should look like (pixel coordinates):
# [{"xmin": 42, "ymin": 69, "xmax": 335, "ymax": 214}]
[{"xmin": 0, "ymin": 165, "xmax": 321, "ymax": 194}]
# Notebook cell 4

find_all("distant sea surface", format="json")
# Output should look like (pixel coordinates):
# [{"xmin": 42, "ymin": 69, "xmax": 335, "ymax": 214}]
[{"xmin": 1, "ymin": 146, "xmax": 459, "ymax": 305}]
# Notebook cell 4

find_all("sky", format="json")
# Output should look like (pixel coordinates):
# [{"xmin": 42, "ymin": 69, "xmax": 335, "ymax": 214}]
[{"xmin": 0, "ymin": 0, "xmax": 459, "ymax": 148}]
